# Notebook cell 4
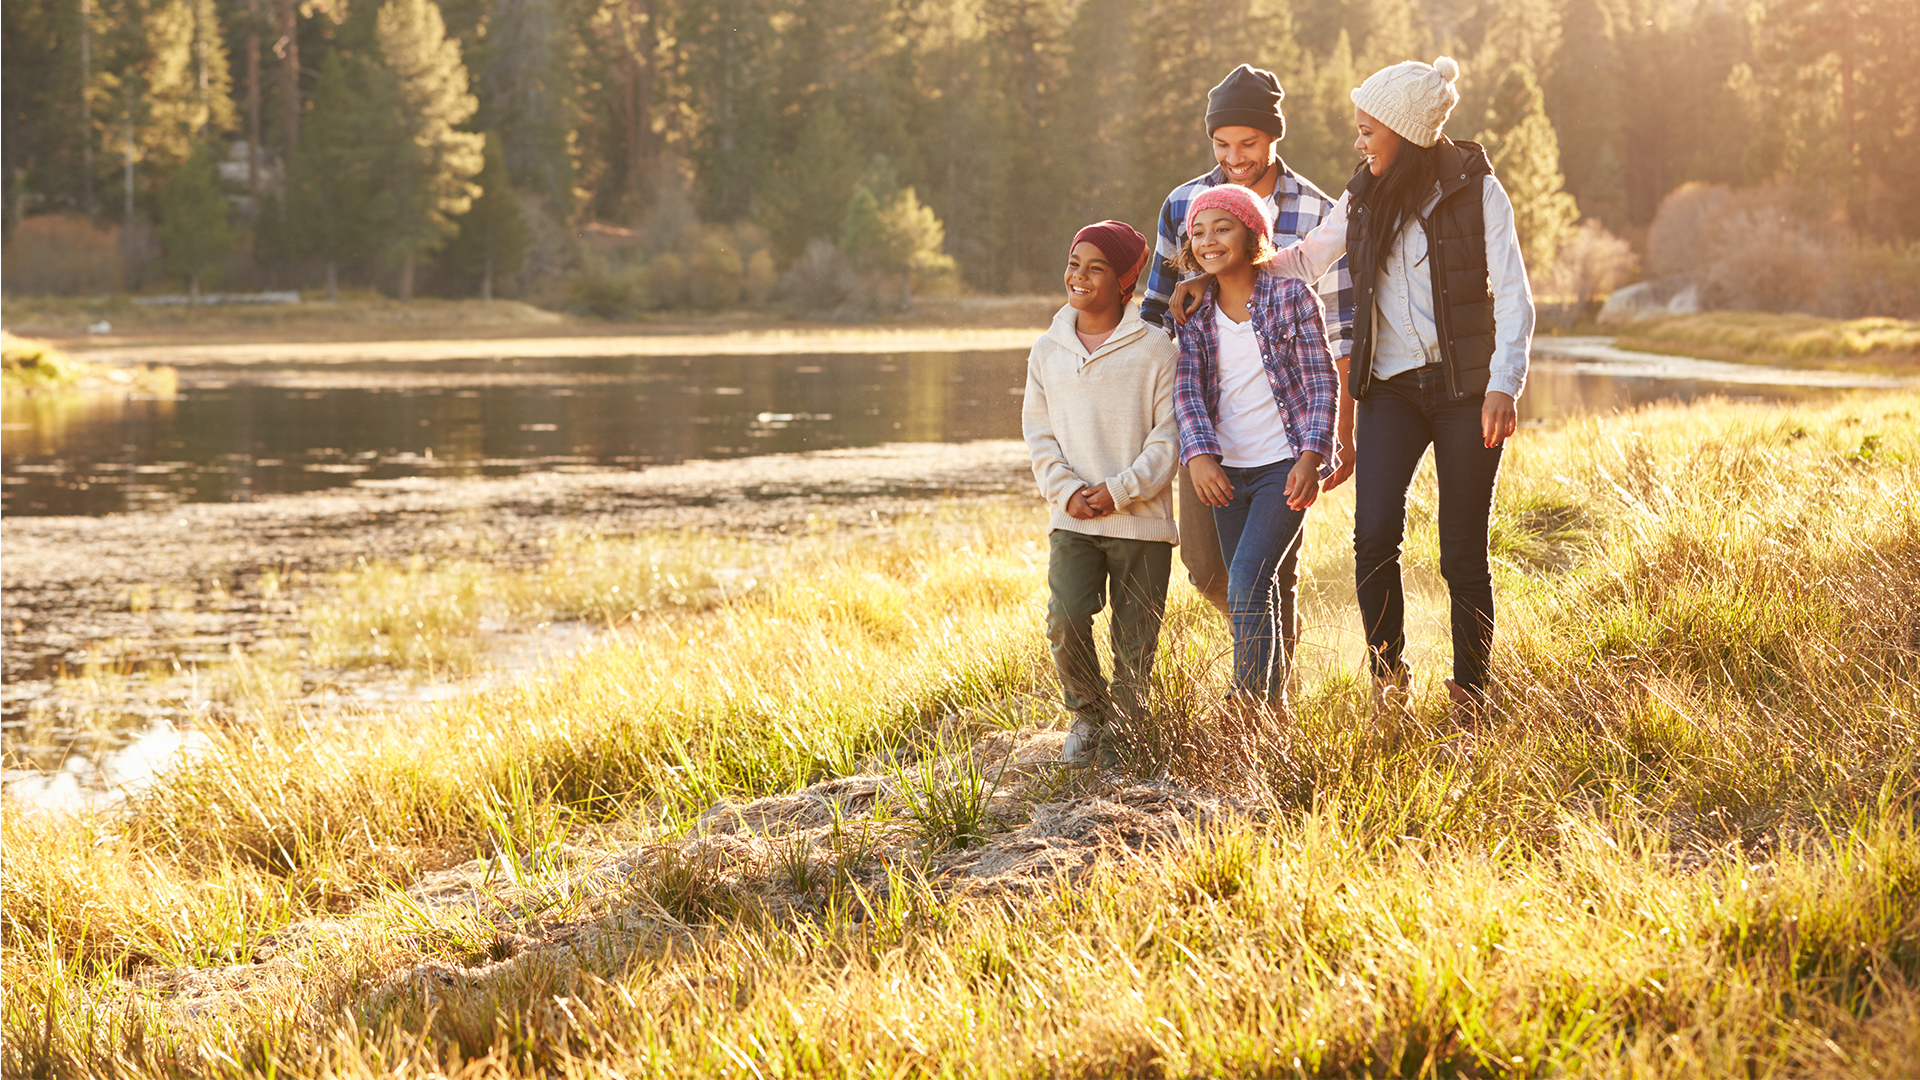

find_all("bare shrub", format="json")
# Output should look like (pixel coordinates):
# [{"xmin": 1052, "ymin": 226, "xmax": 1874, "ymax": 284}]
[
  {"xmin": 1644, "ymin": 181, "xmax": 1920, "ymax": 317},
  {"xmin": 1546, "ymin": 219, "xmax": 1640, "ymax": 316},
  {"xmin": 780, "ymin": 238, "xmax": 857, "ymax": 312},
  {"xmin": 1646, "ymin": 181, "xmax": 1729, "ymax": 278},
  {"xmin": 1689, "ymin": 187, "xmax": 1830, "ymax": 313},
  {"xmin": 1, "ymin": 214, "xmax": 124, "ymax": 295}
]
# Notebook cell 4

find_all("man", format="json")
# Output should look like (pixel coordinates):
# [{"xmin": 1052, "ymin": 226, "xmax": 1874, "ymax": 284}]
[{"xmin": 1140, "ymin": 63, "xmax": 1356, "ymax": 680}]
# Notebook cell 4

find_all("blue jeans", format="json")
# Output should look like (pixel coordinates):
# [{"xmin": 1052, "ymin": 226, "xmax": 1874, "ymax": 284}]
[{"xmin": 1212, "ymin": 459, "xmax": 1310, "ymax": 699}]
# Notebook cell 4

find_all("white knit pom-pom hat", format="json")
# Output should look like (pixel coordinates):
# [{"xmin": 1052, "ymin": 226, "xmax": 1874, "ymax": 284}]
[{"xmin": 1350, "ymin": 56, "xmax": 1461, "ymax": 148}]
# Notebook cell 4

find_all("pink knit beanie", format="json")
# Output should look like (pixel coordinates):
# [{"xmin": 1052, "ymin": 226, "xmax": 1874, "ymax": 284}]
[
  {"xmin": 1069, "ymin": 220, "xmax": 1150, "ymax": 299},
  {"xmin": 1184, "ymin": 184, "xmax": 1273, "ymax": 246}
]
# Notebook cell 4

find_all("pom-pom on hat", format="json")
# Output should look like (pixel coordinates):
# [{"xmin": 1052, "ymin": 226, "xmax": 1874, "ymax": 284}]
[
  {"xmin": 1069, "ymin": 220, "xmax": 1151, "ymax": 299},
  {"xmin": 1205, "ymin": 64, "xmax": 1286, "ymax": 139},
  {"xmin": 1350, "ymin": 56, "xmax": 1461, "ymax": 148},
  {"xmin": 1184, "ymin": 184, "xmax": 1273, "ymax": 246}
]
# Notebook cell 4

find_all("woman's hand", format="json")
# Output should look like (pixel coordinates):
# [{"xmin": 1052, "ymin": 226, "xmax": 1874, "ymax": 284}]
[
  {"xmin": 1481, "ymin": 391, "xmax": 1518, "ymax": 448},
  {"xmin": 1286, "ymin": 452, "xmax": 1323, "ymax": 510},
  {"xmin": 1323, "ymin": 420, "xmax": 1357, "ymax": 492},
  {"xmin": 1188, "ymin": 456, "xmax": 1233, "ymax": 507},
  {"xmin": 1169, "ymin": 275, "xmax": 1214, "ymax": 326}
]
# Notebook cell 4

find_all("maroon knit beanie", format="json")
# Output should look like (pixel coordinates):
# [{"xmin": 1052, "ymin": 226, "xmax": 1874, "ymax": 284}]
[
  {"xmin": 1069, "ymin": 220, "xmax": 1150, "ymax": 299},
  {"xmin": 1185, "ymin": 184, "xmax": 1273, "ymax": 246}
]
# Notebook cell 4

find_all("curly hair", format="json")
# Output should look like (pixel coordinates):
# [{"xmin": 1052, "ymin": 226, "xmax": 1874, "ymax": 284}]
[{"xmin": 1172, "ymin": 216, "xmax": 1279, "ymax": 276}]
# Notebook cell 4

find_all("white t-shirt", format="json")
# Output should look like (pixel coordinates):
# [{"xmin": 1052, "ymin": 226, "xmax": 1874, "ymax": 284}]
[{"xmin": 1211, "ymin": 307, "xmax": 1293, "ymax": 468}]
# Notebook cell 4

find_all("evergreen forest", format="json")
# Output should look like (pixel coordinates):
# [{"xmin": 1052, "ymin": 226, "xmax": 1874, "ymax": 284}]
[{"xmin": 3, "ymin": 0, "xmax": 1916, "ymax": 313}]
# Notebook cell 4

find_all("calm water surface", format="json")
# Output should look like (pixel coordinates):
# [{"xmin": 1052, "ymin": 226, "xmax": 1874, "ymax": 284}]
[{"xmin": 0, "ymin": 343, "xmax": 1843, "ymax": 516}]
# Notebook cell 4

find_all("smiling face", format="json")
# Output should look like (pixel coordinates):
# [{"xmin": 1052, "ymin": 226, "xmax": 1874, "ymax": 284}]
[
  {"xmin": 1211, "ymin": 125, "xmax": 1278, "ymax": 189},
  {"xmin": 1353, "ymin": 107, "xmax": 1402, "ymax": 177},
  {"xmin": 1186, "ymin": 208, "xmax": 1253, "ymax": 277},
  {"xmin": 1064, "ymin": 241, "xmax": 1122, "ymax": 316}
]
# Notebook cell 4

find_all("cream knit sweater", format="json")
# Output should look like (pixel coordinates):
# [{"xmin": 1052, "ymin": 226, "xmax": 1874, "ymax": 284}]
[{"xmin": 1021, "ymin": 303, "xmax": 1180, "ymax": 544}]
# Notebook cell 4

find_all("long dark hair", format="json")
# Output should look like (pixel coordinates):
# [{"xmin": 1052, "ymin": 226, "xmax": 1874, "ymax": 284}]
[{"xmin": 1358, "ymin": 138, "xmax": 1443, "ymax": 270}]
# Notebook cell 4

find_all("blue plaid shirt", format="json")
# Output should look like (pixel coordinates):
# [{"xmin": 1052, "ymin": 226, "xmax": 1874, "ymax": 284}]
[
  {"xmin": 1140, "ymin": 162, "xmax": 1354, "ymax": 362},
  {"xmin": 1173, "ymin": 273, "xmax": 1340, "ymax": 478}
]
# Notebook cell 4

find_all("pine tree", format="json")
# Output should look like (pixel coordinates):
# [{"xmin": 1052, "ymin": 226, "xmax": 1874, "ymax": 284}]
[
  {"xmin": 141, "ymin": 0, "xmax": 236, "ymax": 164},
  {"xmin": 1546, "ymin": 0, "xmax": 1626, "ymax": 226},
  {"xmin": 761, "ymin": 103, "xmax": 865, "ymax": 261},
  {"xmin": 445, "ymin": 132, "xmax": 531, "ymax": 299},
  {"xmin": 474, "ymin": 0, "xmax": 575, "ymax": 209},
  {"xmin": 155, "ymin": 140, "xmax": 236, "ymax": 300},
  {"xmin": 369, "ymin": 0, "xmax": 485, "ymax": 300},
  {"xmin": 841, "ymin": 155, "xmax": 956, "ymax": 309},
  {"xmin": 1479, "ymin": 63, "xmax": 1579, "ymax": 274},
  {"xmin": 286, "ymin": 50, "xmax": 378, "ymax": 301}
]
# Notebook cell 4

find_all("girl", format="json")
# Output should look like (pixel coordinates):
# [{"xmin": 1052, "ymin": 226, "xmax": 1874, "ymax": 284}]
[
  {"xmin": 1172, "ymin": 55, "xmax": 1534, "ymax": 724},
  {"xmin": 1171, "ymin": 184, "xmax": 1339, "ymax": 708}
]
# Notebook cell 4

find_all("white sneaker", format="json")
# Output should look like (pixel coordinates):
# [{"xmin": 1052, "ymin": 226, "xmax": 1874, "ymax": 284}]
[{"xmin": 1061, "ymin": 717, "xmax": 1103, "ymax": 766}]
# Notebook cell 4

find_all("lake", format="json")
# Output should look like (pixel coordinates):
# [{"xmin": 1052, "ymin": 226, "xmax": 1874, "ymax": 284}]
[{"xmin": 0, "ymin": 338, "xmax": 1885, "ymax": 517}]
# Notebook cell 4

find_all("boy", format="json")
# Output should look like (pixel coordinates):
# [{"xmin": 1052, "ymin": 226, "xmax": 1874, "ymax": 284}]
[{"xmin": 1022, "ymin": 221, "xmax": 1180, "ymax": 766}]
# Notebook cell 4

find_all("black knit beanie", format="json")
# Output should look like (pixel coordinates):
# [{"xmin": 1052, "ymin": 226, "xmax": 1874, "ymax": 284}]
[{"xmin": 1205, "ymin": 64, "xmax": 1286, "ymax": 139}]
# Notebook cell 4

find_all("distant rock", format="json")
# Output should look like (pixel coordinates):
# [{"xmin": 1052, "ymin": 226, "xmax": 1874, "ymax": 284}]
[{"xmin": 1598, "ymin": 275, "xmax": 1701, "ymax": 324}]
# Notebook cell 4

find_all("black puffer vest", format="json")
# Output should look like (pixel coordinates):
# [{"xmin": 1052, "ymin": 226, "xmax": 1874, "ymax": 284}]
[{"xmin": 1345, "ymin": 140, "xmax": 1496, "ymax": 401}]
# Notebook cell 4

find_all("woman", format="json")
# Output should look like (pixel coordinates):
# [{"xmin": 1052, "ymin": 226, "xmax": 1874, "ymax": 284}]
[{"xmin": 1171, "ymin": 56, "xmax": 1534, "ymax": 724}]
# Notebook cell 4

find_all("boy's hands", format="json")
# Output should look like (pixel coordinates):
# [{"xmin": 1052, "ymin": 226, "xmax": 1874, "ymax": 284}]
[
  {"xmin": 1083, "ymin": 482, "xmax": 1116, "ymax": 516},
  {"xmin": 1067, "ymin": 483, "xmax": 1117, "ymax": 519},
  {"xmin": 1169, "ymin": 275, "xmax": 1214, "ymax": 326},
  {"xmin": 1189, "ymin": 456, "xmax": 1234, "ymax": 507},
  {"xmin": 1286, "ymin": 452, "xmax": 1323, "ymax": 510}
]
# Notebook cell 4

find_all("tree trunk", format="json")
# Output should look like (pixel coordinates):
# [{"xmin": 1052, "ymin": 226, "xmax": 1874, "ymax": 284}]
[
  {"xmin": 81, "ymin": 0, "xmax": 93, "ymax": 211},
  {"xmin": 899, "ymin": 270, "xmax": 911, "ymax": 313},
  {"xmin": 399, "ymin": 250, "xmax": 415, "ymax": 302},
  {"xmin": 481, "ymin": 255, "xmax": 493, "ymax": 302},
  {"xmin": 325, "ymin": 261, "xmax": 338, "ymax": 302},
  {"xmin": 189, "ymin": 271, "xmax": 201, "ymax": 305},
  {"xmin": 245, "ymin": 0, "xmax": 261, "ymax": 194},
  {"xmin": 278, "ymin": 0, "xmax": 299, "ymax": 153}
]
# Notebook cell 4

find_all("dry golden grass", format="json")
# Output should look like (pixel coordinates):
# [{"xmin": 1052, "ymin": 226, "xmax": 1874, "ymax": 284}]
[{"xmin": 3, "ymin": 391, "xmax": 1918, "ymax": 1078}]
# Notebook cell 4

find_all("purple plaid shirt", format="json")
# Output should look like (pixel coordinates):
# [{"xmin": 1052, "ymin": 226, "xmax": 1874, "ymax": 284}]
[{"xmin": 1174, "ymin": 273, "xmax": 1340, "ymax": 478}]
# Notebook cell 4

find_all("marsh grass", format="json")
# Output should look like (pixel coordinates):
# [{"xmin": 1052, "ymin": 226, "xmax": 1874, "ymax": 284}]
[
  {"xmin": 4, "ymin": 393, "xmax": 1919, "ymax": 1078},
  {"xmin": 1, "ymin": 329, "xmax": 177, "ymax": 396}
]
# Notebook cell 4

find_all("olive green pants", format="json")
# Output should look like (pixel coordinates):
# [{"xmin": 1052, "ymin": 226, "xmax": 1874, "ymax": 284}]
[{"xmin": 1046, "ymin": 531, "xmax": 1172, "ymax": 725}]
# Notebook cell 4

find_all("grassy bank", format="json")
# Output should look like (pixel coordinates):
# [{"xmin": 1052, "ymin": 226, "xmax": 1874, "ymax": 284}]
[
  {"xmin": 1614, "ymin": 312, "xmax": 1920, "ymax": 372},
  {"xmin": 5, "ymin": 293, "xmax": 1061, "ymax": 347},
  {"xmin": 1, "ymin": 329, "xmax": 176, "ymax": 396},
  {"xmin": 4, "ymin": 392, "xmax": 1918, "ymax": 1078}
]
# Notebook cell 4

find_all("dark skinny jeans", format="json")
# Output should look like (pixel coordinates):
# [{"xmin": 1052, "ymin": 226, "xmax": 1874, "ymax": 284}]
[{"xmin": 1353, "ymin": 367, "xmax": 1503, "ymax": 692}]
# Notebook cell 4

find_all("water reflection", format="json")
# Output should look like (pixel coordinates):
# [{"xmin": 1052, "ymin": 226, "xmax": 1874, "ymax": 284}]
[{"xmin": 1, "ymin": 351, "xmax": 1029, "ymax": 515}]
